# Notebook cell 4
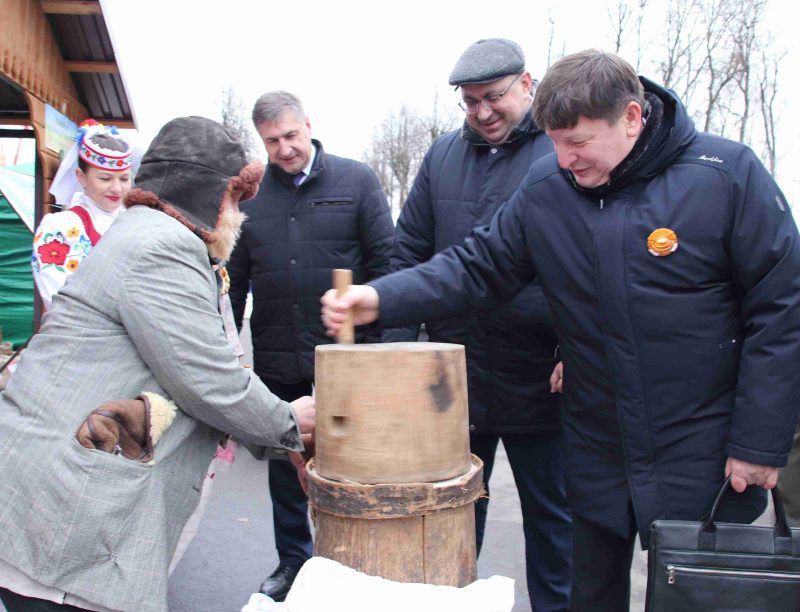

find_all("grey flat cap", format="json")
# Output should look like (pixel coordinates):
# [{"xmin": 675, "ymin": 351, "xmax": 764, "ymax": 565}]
[{"xmin": 449, "ymin": 38, "xmax": 525, "ymax": 86}]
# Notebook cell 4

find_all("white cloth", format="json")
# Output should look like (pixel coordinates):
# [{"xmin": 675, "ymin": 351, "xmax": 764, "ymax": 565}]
[
  {"xmin": 48, "ymin": 142, "xmax": 80, "ymax": 206},
  {"xmin": 241, "ymin": 557, "xmax": 515, "ymax": 612},
  {"xmin": 242, "ymin": 593, "xmax": 282, "ymax": 611},
  {"xmin": 77, "ymin": 193, "xmax": 122, "ymax": 232}
]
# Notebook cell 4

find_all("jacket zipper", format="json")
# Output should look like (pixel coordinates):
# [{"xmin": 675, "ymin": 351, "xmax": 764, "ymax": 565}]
[
  {"xmin": 667, "ymin": 564, "xmax": 800, "ymax": 585},
  {"xmin": 599, "ymin": 198, "xmax": 604, "ymax": 210}
]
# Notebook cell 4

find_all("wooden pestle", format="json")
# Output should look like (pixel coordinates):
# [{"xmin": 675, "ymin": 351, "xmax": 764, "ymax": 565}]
[{"xmin": 332, "ymin": 269, "xmax": 354, "ymax": 344}]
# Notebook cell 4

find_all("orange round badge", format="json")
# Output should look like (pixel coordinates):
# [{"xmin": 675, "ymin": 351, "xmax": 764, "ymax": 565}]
[{"xmin": 647, "ymin": 228, "xmax": 678, "ymax": 257}]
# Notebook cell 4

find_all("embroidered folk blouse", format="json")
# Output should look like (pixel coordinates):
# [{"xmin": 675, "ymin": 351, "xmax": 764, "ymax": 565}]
[{"xmin": 31, "ymin": 194, "xmax": 121, "ymax": 309}]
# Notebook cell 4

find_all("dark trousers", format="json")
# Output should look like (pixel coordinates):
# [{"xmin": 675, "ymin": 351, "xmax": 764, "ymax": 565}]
[
  {"xmin": 261, "ymin": 377, "xmax": 314, "ymax": 568},
  {"xmin": 779, "ymin": 417, "xmax": 800, "ymax": 527},
  {"xmin": 472, "ymin": 430, "xmax": 573, "ymax": 612},
  {"xmin": 0, "ymin": 587, "xmax": 88, "ymax": 611},
  {"xmin": 569, "ymin": 512, "xmax": 637, "ymax": 612}
]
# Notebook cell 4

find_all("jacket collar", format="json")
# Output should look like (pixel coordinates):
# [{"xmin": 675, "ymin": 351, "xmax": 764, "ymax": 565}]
[{"xmin": 460, "ymin": 108, "xmax": 542, "ymax": 147}]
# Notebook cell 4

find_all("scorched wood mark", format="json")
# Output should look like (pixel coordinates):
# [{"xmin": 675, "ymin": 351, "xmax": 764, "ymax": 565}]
[{"xmin": 428, "ymin": 352, "xmax": 452, "ymax": 412}]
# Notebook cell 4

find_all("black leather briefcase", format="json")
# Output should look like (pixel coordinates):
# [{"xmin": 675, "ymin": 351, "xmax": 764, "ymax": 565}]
[{"xmin": 647, "ymin": 477, "xmax": 800, "ymax": 611}]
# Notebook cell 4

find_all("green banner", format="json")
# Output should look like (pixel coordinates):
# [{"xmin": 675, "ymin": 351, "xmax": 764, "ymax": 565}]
[{"xmin": 0, "ymin": 191, "xmax": 34, "ymax": 348}]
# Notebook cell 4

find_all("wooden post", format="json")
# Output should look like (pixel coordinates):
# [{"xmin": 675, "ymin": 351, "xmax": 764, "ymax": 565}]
[{"xmin": 332, "ymin": 269, "xmax": 354, "ymax": 344}]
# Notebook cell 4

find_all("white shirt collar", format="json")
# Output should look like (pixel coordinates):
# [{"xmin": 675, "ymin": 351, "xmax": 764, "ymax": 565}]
[
  {"xmin": 299, "ymin": 142, "xmax": 316, "ymax": 179},
  {"xmin": 77, "ymin": 193, "xmax": 123, "ymax": 220}
]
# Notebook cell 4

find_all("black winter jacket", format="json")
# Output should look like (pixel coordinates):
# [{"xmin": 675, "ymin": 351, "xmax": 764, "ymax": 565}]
[
  {"xmin": 229, "ymin": 140, "xmax": 394, "ymax": 383},
  {"xmin": 385, "ymin": 113, "xmax": 560, "ymax": 434},
  {"xmin": 371, "ymin": 80, "xmax": 800, "ymax": 543}
]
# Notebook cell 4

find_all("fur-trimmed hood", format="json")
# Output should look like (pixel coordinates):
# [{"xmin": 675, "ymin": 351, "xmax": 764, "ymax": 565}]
[{"xmin": 125, "ymin": 116, "xmax": 264, "ymax": 247}]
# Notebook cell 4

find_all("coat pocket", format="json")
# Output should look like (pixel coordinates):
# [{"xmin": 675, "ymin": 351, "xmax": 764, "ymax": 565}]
[
  {"xmin": 70, "ymin": 436, "xmax": 154, "ymax": 473},
  {"xmin": 309, "ymin": 196, "xmax": 354, "ymax": 208},
  {"xmin": 74, "ymin": 393, "xmax": 177, "ymax": 464},
  {"xmin": 652, "ymin": 563, "xmax": 800, "ymax": 612}
]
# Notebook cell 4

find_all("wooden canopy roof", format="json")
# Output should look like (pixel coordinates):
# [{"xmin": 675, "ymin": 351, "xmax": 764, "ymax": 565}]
[{"xmin": 1, "ymin": 0, "xmax": 136, "ymax": 128}]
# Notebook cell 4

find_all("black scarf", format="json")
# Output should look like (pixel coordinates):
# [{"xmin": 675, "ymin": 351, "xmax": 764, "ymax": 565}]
[{"xmin": 460, "ymin": 107, "xmax": 542, "ymax": 147}]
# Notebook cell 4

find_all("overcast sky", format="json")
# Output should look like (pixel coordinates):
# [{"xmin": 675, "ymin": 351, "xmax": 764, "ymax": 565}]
[{"xmin": 101, "ymin": 0, "xmax": 798, "ymax": 206}]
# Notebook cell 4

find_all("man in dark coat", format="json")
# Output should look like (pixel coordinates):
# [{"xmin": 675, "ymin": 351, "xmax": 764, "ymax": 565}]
[
  {"xmin": 322, "ymin": 50, "xmax": 800, "ymax": 611},
  {"xmin": 228, "ymin": 91, "xmax": 394, "ymax": 601},
  {"xmin": 385, "ymin": 38, "xmax": 571, "ymax": 611}
]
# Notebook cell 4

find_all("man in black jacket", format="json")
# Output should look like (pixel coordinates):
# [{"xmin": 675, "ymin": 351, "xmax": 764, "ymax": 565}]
[
  {"xmin": 385, "ymin": 38, "xmax": 571, "ymax": 611},
  {"xmin": 322, "ymin": 50, "xmax": 800, "ymax": 611},
  {"xmin": 228, "ymin": 91, "xmax": 394, "ymax": 601}
]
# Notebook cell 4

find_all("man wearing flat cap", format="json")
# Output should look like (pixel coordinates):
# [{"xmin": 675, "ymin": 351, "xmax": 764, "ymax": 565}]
[{"xmin": 384, "ymin": 38, "xmax": 572, "ymax": 610}]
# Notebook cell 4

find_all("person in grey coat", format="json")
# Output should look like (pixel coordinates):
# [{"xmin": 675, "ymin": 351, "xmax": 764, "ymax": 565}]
[{"xmin": 0, "ymin": 116, "xmax": 315, "ymax": 612}]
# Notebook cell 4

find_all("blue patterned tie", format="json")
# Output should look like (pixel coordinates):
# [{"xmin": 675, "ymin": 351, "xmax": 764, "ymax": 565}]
[{"xmin": 293, "ymin": 173, "xmax": 304, "ymax": 187}]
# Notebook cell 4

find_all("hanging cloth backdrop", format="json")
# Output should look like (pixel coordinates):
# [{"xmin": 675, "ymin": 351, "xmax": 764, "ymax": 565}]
[{"xmin": 0, "ymin": 162, "xmax": 35, "ymax": 348}]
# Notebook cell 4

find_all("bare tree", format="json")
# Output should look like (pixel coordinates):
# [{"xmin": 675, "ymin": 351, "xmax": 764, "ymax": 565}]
[
  {"xmin": 727, "ymin": 0, "xmax": 768, "ymax": 142},
  {"xmin": 364, "ymin": 100, "xmax": 458, "ymax": 213},
  {"xmin": 425, "ymin": 91, "xmax": 458, "ymax": 143},
  {"xmin": 387, "ymin": 107, "xmax": 427, "ymax": 207},
  {"xmin": 658, "ymin": 0, "xmax": 706, "ymax": 103},
  {"xmin": 637, "ymin": 0, "xmax": 783, "ymax": 176},
  {"xmin": 364, "ymin": 139, "xmax": 395, "ymax": 208},
  {"xmin": 364, "ymin": 107, "xmax": 422, "ymax": 211},
  {"xmin": 633, "ymin": 0, "xmax": 649, "ymax": 71},
  {"xmin": 658, "ymin": 0, "xmax": 690, "ymax": 89},
  {"xmin": 608, "ymin": 0, "xmax": 633, "ymax": 54},
  {"xmin": 697, "ymin": 0, "xmax": 740, "ymax": 133},
  {"xmin": 533, "ymin": 0, "xmax": 784, "ymax": 179},
  {"xmin": 547, "ymin": 10, "xmax": 557, "ymax": 68},
  {"xmin": 220, "ymin": 86, "xmax": 260, "ymax": 160},
  {"xmin": 758, "ymin": 48, "xmax": 785, "ymax": 176},
  {"xmin": 602, "ymin": 0, "xmax": 650, "ymax": 69}
]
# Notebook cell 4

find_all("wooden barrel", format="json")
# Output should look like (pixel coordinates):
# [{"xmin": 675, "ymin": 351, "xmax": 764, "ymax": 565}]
[
  {"xmin": 308, "ymin": 455, "xmax": 483, "ymax": 586},
  {"xmin": 315, "ymin": 342, "xmax": 471, "ymax": 483},
  {"xmin": 311, "ymin": 342, "xmax": 483, "ymax": 586}
]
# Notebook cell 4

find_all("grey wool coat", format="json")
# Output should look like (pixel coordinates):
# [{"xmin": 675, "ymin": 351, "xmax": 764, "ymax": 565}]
[{"xmin": 0, "ymin": 206, "xmax": 303, "ymax": 611}]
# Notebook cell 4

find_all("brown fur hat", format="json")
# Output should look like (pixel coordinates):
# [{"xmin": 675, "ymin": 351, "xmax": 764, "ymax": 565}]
[{"xmin": 125, "ymin": 116, "xmax": 263, "ymax": 245}]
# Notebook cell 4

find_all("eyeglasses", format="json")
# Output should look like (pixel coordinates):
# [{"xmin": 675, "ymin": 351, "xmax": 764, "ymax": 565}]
[{"xmin": 458, "ymin": 73, "xmax": 524, "ymax": 114}]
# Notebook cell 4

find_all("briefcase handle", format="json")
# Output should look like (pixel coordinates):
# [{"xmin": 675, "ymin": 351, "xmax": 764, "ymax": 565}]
[{"xmin": 699, "ymin": 475, "xmax": 793, "ymax": 553}]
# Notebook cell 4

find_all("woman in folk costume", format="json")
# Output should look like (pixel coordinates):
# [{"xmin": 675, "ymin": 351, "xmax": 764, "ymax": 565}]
[{"xmin": 32, "ymin": 119, "xmax": 133, "ymax": 309}]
